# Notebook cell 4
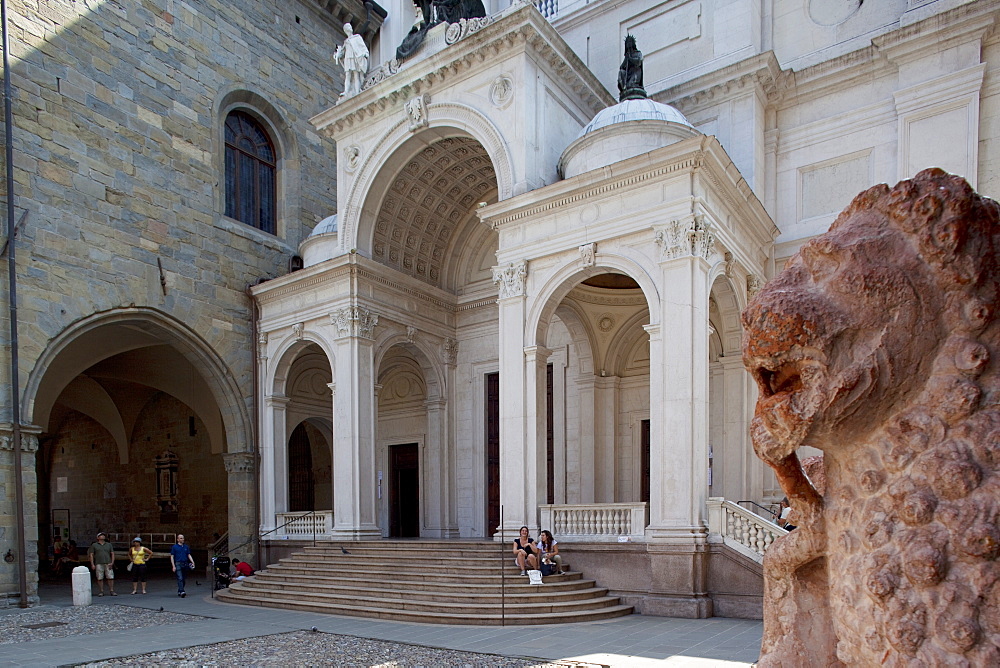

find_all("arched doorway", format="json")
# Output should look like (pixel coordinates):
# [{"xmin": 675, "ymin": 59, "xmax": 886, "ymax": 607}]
[
  {"xmin": 27, "ymin": 309, "xmax": 251, "ymax": 573},
  {"xmin": 539, "ymin": 272, "xmax": 651, "ymax": 506}
]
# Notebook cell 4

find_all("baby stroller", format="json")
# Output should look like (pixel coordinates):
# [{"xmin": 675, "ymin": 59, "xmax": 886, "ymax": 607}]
[{"xmin": 212, "ymin": 556, "xmax": 231, "ymax": 590}]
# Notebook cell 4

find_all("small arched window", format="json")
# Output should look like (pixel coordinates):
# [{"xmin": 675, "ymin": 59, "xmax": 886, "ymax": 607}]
[{"xmin": 224, "ymin": 111, "xmax": 276, "ymax": 234}]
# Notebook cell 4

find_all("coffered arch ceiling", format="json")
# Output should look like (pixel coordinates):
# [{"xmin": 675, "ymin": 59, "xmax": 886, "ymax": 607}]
[{"xmin": 370, "ymin": 136, "xmax": 497, "ymax": 292}]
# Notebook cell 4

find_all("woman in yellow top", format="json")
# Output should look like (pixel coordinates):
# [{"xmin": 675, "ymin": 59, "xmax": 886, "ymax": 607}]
[{"xmin": 128, "ymin": 537, "xmax": 153, "ymax": 594}]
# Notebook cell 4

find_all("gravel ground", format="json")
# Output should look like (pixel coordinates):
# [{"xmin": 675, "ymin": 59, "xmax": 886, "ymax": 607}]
[
  {"xmin": 0, "ymin": 603, "xmax": 203, "ymax": 645},
  {"xmin": 79, "ymin": 630, "xmax": 574, "ymax": 667}
]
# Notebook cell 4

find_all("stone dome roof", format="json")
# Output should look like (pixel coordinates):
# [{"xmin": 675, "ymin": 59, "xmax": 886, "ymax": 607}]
[
  {"xmin": 300, "ymin": 214, "xmax": 341, "ymax": 268},
  {"xmin": 558, "ymin": 98, "xmax": 701, "ymax": 179},
  {"xmin": 309, "ymin": 214, "xmax": 338, "ymax": 237},
  {"xmin": 580, "ymin": 98, "xmax": 694, "ymax": 135}
]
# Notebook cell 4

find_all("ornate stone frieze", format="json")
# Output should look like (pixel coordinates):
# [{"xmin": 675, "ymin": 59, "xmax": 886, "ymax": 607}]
[
  {"xmin": 362, "ymin": 58, "xmax": 400, "ymax": 92},
  {"xmin": 492, "ymin": 261, "xmax": 527, "ymax": 299},
  {"xmin": 654, "ymin": 216, "xmax": 716, "ymax": 261},
  {"xmin": 444, "ymin": 16, "xmax": 495, "ymax": 45},
  {"xmin": 331, "ymin": 306, "xmax": 379, "ymax": 339},
  {"xmin": 443, "ymin": 337, "xmax": 458, "ymax": 365},
  {"xmin": 580, "ymin": 242, "xmax": 596, "ymax": 267},
  {"xmin": 223, "ymin": 452, "xmax": 255, "ymax": 474}
]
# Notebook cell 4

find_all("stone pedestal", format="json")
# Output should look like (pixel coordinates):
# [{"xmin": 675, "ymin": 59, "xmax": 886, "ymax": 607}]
[{"xmin": 72, "ymin": 566, "xmax": 92, "ymax": 606}]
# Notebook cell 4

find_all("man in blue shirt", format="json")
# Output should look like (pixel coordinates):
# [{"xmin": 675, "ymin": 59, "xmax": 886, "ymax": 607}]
[{"xmin": 169, "ymin": 534, "xmax": 196, "ymax": 597}]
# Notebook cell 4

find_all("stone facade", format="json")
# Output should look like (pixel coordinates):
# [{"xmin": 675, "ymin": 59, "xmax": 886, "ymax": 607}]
[
  {"xmin": 2, "ymin": 0, "xmax": 999, "ymax": 616},
  {"xmin": 0, "ymin": 0, "xmax": 345, "ymax": 604}
]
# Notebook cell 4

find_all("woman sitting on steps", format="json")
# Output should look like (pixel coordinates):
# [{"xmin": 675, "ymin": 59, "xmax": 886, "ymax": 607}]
[{"xmin": 512, "ymin": 526, "xmax": 538, "ymax": 576}]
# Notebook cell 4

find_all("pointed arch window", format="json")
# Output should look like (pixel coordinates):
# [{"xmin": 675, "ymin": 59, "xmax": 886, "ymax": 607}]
[{"xmin": 224, "ymin": 111, "xmax": 276, "ymax": 234}]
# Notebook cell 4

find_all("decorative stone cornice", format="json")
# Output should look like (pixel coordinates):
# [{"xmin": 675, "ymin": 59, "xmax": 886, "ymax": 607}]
[
  {"xmin": 492, "ymin": 261, "xmax": 527, "ymax": 299},
  {"xmin": 654, "ymin": 216, "xmax": 716, "ymax": 261},
  {"xmin": 312, "ymin": 6, "xmax": 612, "ymax": 136},
  {"xmin": 331, "ymin": 306, "xmax": 379, "ymax": 339},
  {"xmin": 661, "ymin": 53, "xmax": 790, "ymax": 115},
  {"xmin": 223, "ymin": 452, "xmax": 255, "ymax": 474}
]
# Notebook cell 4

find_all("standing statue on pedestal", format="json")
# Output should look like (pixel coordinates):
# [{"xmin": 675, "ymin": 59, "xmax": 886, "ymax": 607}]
[
  {"xmin": 335, "ymin": 22, "xmax": 370, "ymax": 98},
  {"xmin": 618, "ymin": 34, "xmax": 647, "ymax": 102}
]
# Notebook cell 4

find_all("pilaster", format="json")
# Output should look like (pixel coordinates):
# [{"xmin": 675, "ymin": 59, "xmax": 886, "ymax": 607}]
[
  {"xmin": 331, "ymin": 306, "xmax": 381, "ymax": 539},
  {"xmin": 0, "ymin": 426, "xmax": 40, "ymax": 606},
  {"xmin": 223, "ymin": 452, "xmax": 255, "ymax": 563}
]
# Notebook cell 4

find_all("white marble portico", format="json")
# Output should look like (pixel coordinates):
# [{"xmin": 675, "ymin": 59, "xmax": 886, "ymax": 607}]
[{"xmin": 252, "ymin": 3, "xmax": 776, "ymax": 615}]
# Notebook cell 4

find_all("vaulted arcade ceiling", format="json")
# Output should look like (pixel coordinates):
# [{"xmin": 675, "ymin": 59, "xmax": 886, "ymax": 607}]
[{"xmin": 372, "ymin": 137, "xmax": 497, "ymax": 289}]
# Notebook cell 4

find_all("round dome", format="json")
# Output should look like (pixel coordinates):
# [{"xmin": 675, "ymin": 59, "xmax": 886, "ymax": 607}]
[
  {"xmin": 300, "ymin": 214, "xmax": 342, "ymax": 268},
  {"xmin": 558, "ymin": 98, "xmax": 701, "ymax": 179},
  {"xmin": 581, "ymin": 98, "xmax": 694, "ymax": 136},
  {"xmin": 310, "ymin": 214, "xmax": 339, "ymax": 237}
]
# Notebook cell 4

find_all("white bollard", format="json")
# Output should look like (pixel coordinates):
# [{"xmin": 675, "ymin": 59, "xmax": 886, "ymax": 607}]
[{"xmin": 72, "ymin": 566, "xmax": 92, "ymax": 606}]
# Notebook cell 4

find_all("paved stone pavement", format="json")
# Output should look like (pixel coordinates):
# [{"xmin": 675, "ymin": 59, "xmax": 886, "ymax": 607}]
[{"xmin": 2, "ymin": 576, "xmax": 763, "ymax": 667}]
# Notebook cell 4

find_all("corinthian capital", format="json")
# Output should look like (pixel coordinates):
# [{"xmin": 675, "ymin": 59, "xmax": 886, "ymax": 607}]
[
  {"xmin": 330, "ymin": 306, "xmax": 380, "ymax": 339},
  {"xmin": 654, "ymin": 215, "xmax": 716, "ymax": 261},
  {"xmin": 492, "ymin": 261, "xmax": 527, "ymax": 299}
]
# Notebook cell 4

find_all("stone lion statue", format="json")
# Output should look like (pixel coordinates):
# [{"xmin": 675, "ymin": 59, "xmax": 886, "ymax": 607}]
[{"xmin": 742, "ymin": 169, "xmax": 1000, "ymax": 666}]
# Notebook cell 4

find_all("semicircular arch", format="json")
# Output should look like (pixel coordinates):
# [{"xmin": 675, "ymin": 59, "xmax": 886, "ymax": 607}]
[
  {"xmin": 343, "ymin": 104, "xmax": 514, "ymax": 256},
  {"xmin": 24, "ymin": 308, "xmax": 251, "ymax": 455},
  {"xmin": 527, "ymin": 253, "xmax": 661, "ymax": 348}
]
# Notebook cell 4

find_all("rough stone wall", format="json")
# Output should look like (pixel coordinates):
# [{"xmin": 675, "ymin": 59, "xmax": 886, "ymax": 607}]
[
  {"xmin": 0, "ymin": 0, "xmax": 344, "ymax": 600},
  {"xmin": 1, "ymin": 0, "xmax": 341, "ymax": 408}
]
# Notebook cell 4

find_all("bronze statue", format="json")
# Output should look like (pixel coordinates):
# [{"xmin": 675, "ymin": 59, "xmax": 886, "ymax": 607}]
[{"xmin": 618, "ymin": 35, "xmax": 647, "ymax": 102}]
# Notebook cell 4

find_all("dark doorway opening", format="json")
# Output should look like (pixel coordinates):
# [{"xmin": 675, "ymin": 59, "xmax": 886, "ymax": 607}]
[
  {"xmin": 546, "ymin": 363, "xmax": 554, "ymax": 504},
  {"xmin": 389, "ymin": 443, "xmax": 420, "ymax": 537},
  {"xmin": 288, "ymin": 423, "xmax": 315, "ymax": 511},
  {"xmin": 485, "ymin": 372, "xmax": 500, "ymax": 536},
  {"xmin": 640, "ymin": 419, "xmax": 651, "ymax": 503}
]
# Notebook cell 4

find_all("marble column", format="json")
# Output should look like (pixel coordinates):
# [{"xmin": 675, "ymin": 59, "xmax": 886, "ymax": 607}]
[
  {"xmin": 594, "ymin": 373, "xmax": 619, "ymax": 503},
  {"xmin": 523, "ymin": 344, "xmax": 551, "ymax": 531},
  {"xmin": 330, "ymin": 306, "xmax": 381, "ymax": 539},
  {"xmin": 644, "ymin": 216, "xmax": 715, "ymax": 618},
  {"xmin": 259, "ymin": 394, "xmax": 289, "ymax": 533},
  {"xmin": 493, "ymin": 261, "xmax": 531, "ymax": 538}
]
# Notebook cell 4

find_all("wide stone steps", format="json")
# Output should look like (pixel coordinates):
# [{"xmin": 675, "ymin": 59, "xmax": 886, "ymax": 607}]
[{"xmin": 215, "ymin": 540, "xmax": 633, "ymax": 625}]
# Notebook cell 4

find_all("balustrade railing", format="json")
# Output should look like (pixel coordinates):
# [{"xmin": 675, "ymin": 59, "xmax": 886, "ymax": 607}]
[
  {"xmin": 707, "ymin": 497, "xmax": 786, "ymax": 563},
  {"xmin": 536, "ymin": 0, "xmax": 558, "ymax": 20},
  {"xmin": 539, "ymin": 503, "xmax": 647, "ymax": 542},
  {"xmin": 275, "ymin": 510, "xmax": 334, "ymax": 539}
]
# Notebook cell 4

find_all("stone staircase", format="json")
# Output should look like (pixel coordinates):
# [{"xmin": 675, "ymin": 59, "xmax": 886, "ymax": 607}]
[{"xmin": 215, "ymin": 540, "xmax": 633, "ymax": 624}]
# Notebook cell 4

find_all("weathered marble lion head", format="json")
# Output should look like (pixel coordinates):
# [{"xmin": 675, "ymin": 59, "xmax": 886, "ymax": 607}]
[{"xmin": 743, "ymin": 169, "xmax": 1000, "ymax": 665}]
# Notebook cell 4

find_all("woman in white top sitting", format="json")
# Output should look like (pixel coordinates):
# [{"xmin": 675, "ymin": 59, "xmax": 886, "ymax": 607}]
[{"xmin": 537, "ymin": 530, "xmax": 564, "ymax": 575}]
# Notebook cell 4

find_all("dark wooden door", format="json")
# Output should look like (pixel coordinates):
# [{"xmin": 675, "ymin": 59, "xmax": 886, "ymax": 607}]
[
  {"xmin": 288, "ymin": 423, "xmax": 314, "ymax": 511},
  {"xmin": 486, "ymin": 372, "xmax": 500, "ymax": 536},
  {"xmin": 640, "ymin": 419, "xmax": 651, "ymax": 503},
  {"xmin": 546, "ymin": 363, "xmax": 554, "ymax": 504},
  {"xmin": 389, "ymin": 443, "xmax": 420, "ymax": 537}
]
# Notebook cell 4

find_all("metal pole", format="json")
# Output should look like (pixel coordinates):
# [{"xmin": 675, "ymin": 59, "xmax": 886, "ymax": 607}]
[
  {"xmin": 2, "ymin": 0, "xmax": 28, "ymax": 608},
  {"xmin": 500, "ymin": 504, "xmax": 504, "ymax": 626}
]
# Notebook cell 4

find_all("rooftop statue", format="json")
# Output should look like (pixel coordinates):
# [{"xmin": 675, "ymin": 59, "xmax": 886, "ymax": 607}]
[
  {"xmin": 618, "ymin": 35, "xmax": 647, "ymax": 102},
  {"xmin": 742, "ymin": 169, "xmax": 1000, "ymax": 666},
  {"xmin": 335, "ymin": 22, "xmax": 370, "ymax": 98},
  {"xmin": 396, "ymin": 0, "xmax": 486, "ymax": 61}
]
